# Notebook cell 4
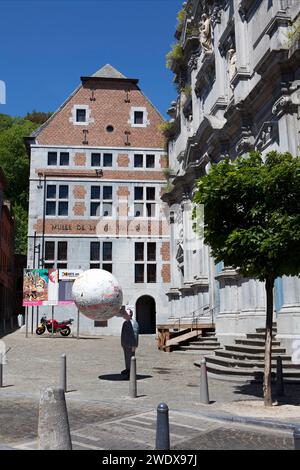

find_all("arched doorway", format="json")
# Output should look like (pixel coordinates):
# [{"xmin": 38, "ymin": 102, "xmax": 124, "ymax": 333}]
[{"xmin": 136, "ymin": 296, "xmax": 156, "ymax": 334}]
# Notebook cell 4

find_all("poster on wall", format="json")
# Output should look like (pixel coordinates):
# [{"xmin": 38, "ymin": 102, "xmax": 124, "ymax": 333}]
[
  {"xmin": 58, "ymin": 269, "xmax": 83, "ymax": 304},
  {"xmin": 23, "ymin": 269, "xmax": 59, "ymax": 306}
]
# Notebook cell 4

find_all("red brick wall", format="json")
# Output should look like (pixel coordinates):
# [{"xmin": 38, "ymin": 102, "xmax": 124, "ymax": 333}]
[
  {"xmin": 36, "ymin": 168, "xmax": 165, "ymax": 181},
  {"xmin": 161, "ymin": 264, "xmax": 171, "ymax": 283},
  {"xmin": 160, "ymin": 242, "xmax": 170, "ymax": 261},
  {"xmin": 74, "ymin": 153, "xmax": 86, "ymax": 166},
  {"xmin": 117, "ymin": 154, "xmax": 129, "ymax": 167},
  {"xmin": 73, "ymin": 185, "xmax": 87, "ymax": 199},
  {"xmin": 159, "ymin": 155, "xmax": 168, "ymax": 168},
  {"xmin": 0, "ymin": 206, "xmax": 14, "ymax": 290},
  {"xmin": 73, "ymin": 202, "xmax": 86, "ymax": 216},
  {"xmin": 35, "ymin": 80, "xmax": 166, "ymax": 148}
]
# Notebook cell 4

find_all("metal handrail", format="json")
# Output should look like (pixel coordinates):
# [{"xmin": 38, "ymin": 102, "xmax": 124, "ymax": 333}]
[{"xmin": 171, "ymin": 304, "xmax": 215, "ymax": 333}]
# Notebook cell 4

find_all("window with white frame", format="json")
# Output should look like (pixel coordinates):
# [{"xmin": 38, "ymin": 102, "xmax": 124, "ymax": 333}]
[
  {"xmin": 134, "ymin": 242, "xmax": 156, "ymax": 283},
  {"xmin": 134, "ymin": 186, "xmax": 156, "ymax": 217},
  {"xmin": 129, "ymin": 107, "xmax": 149, "ymax": 128},
  {"xmin": 69, "ymin": 105, "xmax": 94, "ymax": 125},
  {"xmin": 47, "ymin": 151, "xmax": 69, "ymax": 166},
  {"xmin": 90, "ymin": 185, "xmax": 113, "ymax": 217},
  {"xmin": 46, "ymin": 184, "xmax": 69, "ymax": 216},
  {"xmin": 76, "ymin": 108, "xmax": 86, "ymax": 123},
  {"xmin": 133, "ymin": 153, "xmax": 155, "ymax": 168},
  {"xmin": 90, "ymin": 241, "xmax": 112, "ymax": 272},
  {"xmin": 91, "ymin": 152, "xmax": 113, "ymax": 167},
  {"xmin": 44, "ymin": 241, "xmax": 68, "ymax": 269}
]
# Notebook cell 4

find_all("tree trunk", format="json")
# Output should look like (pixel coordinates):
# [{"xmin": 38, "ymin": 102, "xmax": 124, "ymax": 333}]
[{"xmin": 263, "ymin": 276, "xmax": 275, "ymax": 407}]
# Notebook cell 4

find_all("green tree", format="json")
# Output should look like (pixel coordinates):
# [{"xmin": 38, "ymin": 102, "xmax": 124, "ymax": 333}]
[
  {"xmin": 25, "ymin": 110, "xmax": 52, "ymax": 125},
  {"xmin": 0, "ymin": 115, "xmax": 38, "ymax": 254},
  {"xmin": 193, "ymin": 151, "xmax": 300, "ymax": 406}
]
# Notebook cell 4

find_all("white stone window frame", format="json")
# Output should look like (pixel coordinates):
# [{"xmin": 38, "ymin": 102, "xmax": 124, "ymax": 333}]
[
  {"xmin": 89, "ymin": 185, "xmax": 114, "ymax": 219},
  {"xmin": 45, "ymin": 184, "xmax": 69, "ymax": 218},
  {"xmin": 128, "ymin": 106, "xmax": 150, "ymax": 128},
  {"xmin": 134, "ymin": 242, "xmax": 157, "ymax": 284},
  {"xmin": 45, "ymin": 240, "xmax": 68, "ymax": 267},
  {"xmin": 90, "ymin": 241, "xmax": 113, "ymax": 271},
  {"xmin": 69, "ymin": 104, "xmax": 95, "ymax": 126},
  {"xmin": 133, "ymin": 185, "xmax": 156, "ymax": 218}
]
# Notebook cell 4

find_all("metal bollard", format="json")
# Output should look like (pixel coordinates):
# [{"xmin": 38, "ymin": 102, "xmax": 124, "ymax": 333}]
[
  {"xmin": 276, "ymin": 356, "xmax": 284, "ymax": 397},
  {"xmin": 155, "ymin": 403, "xmax": 170, "ymax": 450},
  {"xmin": 0, "ymin": 353, "xmax": 2, "ymax": 388},
  {"xmin": 200, "ymin": 358, "xmax": 210, "ymax": 404},
  {"xmin": 38, "ymin": 387, "xmax": 72, "ymax": 450},
  {"xmin": 60, "ymin": 354, "xmax": 67, "ymax": 393},
  {"xmin": 129, "ymin": 356, "xmax": 137, "ymax": 398},
  {"xmin": 294, "ymin": 426, "xmax": 300, "ymax": 450}
]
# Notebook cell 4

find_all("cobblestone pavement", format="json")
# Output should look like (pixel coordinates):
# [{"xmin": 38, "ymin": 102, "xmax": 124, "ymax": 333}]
[
  {"xmin": 5, "ymin": 402, "xmax": 294, "ymax": 451},
  {"xmin": 0, "ymin": 331, "xmax": 298, "ymax": 450}
]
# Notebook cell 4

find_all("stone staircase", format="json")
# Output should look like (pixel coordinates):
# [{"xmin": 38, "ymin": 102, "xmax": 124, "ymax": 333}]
[
  {"xmin": 194, "ymin": 323, "xmax": 300, "ymax": 382},
  {"xmin": 174, "ymin": 331, "xmax": 222, "ymax": 355}
]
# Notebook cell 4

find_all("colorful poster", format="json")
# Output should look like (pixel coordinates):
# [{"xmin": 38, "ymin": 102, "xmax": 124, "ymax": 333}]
[{"xmin": 23, "ymin": 269, "xmax": 59, "ymax": 306}]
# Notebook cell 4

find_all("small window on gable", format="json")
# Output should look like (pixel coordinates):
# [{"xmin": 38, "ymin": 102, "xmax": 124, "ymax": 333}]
[
  {"xmin": 76, "ymin": 109, "xmax": 86, "ymax": 123},
  {"xmin": 134, "ymin": 111, "xmax": 144, "ymax": 125}
]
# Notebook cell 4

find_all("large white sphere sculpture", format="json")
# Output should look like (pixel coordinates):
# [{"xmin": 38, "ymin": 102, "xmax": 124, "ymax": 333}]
[{"xmin": 72, "ymin": 269, "xmax": 123, "ymax": 321}]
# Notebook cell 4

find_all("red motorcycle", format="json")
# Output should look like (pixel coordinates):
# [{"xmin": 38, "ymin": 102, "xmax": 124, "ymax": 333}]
[{"xmin": 36, "ymin": 315, "xmax": 74, "ymax": 336}]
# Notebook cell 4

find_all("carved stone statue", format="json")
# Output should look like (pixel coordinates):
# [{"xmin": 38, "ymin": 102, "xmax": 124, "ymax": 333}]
[
  {"xmin": 227, "ymin": 48, "xmax": 237, "ymax": 82},
  {"xmin": 199, "ymin": 13, "xmax": 212, "ymax": 53}
]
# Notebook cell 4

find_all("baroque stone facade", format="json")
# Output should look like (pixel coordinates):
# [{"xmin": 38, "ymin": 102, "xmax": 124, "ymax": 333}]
[{"xmin": 162, "ymin": 0, "xmax": 300, "ymax": 354}]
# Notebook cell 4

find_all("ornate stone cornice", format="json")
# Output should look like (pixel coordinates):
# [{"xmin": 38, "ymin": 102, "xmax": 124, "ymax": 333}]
[
  {"xmin": 254, "ymin": 121, "xmax": 279, "ymax": 151},
  {"xmin": 215, "ymin": 267, "xmax": 241, "ymax": 282},
  {"xmin": 272, "ymin": 95, "xmax": 297, "ymax": 117},
  {"xmin": 211, "ymin": 5, "xmax": 222, "ymax": 28},
  {"xmin": 235, "ymin": 134, "xmax": 255, "ymax": 155},
  {"xmin": 188, "ymin": 52, "xmax": 200, "ymax": 71}
]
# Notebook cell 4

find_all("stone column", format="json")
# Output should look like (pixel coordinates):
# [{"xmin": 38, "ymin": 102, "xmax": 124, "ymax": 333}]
[
  {"xmin": 277, "ymin": 276, "xmax": 300, "ymax": 357},
  {"xmin": 169, "ymin": 210, "xmax": 177, "ymax": 289},
  {"xmin": 279, "ymin": 276, "xmax": 300, "ymax": 315},
  {"xmin": 215, "ymin": 268, "xmax": 241, "ymax": 346},
  {"xmin": 182, "ymin": 198, "xmax": 194, "ymax": 284}
]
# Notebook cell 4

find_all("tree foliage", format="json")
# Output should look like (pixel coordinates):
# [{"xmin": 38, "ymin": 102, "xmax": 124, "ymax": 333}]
[
  {"xmin": 193, "ymin": 151, "xmax": 300, "ymax": 281},
  {"xmin": 193, "ymin": 151, "xmax": 300, "ymax": 406},
  {"xmin": 0, "ymin": 113, "xmax": 49, "ymax": 254}
]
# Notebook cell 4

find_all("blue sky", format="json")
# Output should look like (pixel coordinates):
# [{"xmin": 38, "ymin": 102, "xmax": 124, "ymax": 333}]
[{"xmin": 0, "ymin": 0, "xmax": 183, "ymax": 119}]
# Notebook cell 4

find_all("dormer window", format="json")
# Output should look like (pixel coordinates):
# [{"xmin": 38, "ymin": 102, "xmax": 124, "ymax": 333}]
[
  {"xmin": 129, "ymin": 106, "xmax": 149, "ymax": 128},
  {"xmin": 76, "ymin": 109, "xmax": 86, "ymax": 123},
  {"xmin": 134, "ymin": 111, "xmax": 144, "ymax": 125},
  {"xmin": 70, "ymin": 105, "xmax": 94, "ymax": 126}
]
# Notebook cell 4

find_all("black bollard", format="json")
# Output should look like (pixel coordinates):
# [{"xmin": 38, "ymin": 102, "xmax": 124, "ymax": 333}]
[
  {"xmin": 294, "ymin": 426, "xmax": 300, "ymax": 450},
  {"xmin": 155, "ymin": 403, "xmax": 170, "ymax": 450},
  {"xmin": 129, "ymin": 356, "xmax": 137, "ymax": 398},
  {"xmin": 200, "ymin": 358, "xmax": 210, "ymax": 404},
  {"xmin": 0, "ymin": 353, "xmax": 2, "ymax": 388},
  {"xmin": 60, "ymin": 354, "xmax": 67, "ymax": 393},
  {"xmin": 276, "ymin": 356, "xmax": 284, "ymax": 397}
]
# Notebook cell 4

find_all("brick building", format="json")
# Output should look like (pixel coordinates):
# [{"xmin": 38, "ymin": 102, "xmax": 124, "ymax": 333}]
[
  {"xmin": 0, "ymin": 168, "xmax": 14, "ymax": 330},
  {"xmin": 26, "ymin": 64, "xmax": 170, "ymax": 335}
]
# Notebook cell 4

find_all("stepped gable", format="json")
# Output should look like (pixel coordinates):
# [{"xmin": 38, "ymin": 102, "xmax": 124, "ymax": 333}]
[{"xmin": 31, "ymin": 64, "xmax": 165, "ymax": 148}]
